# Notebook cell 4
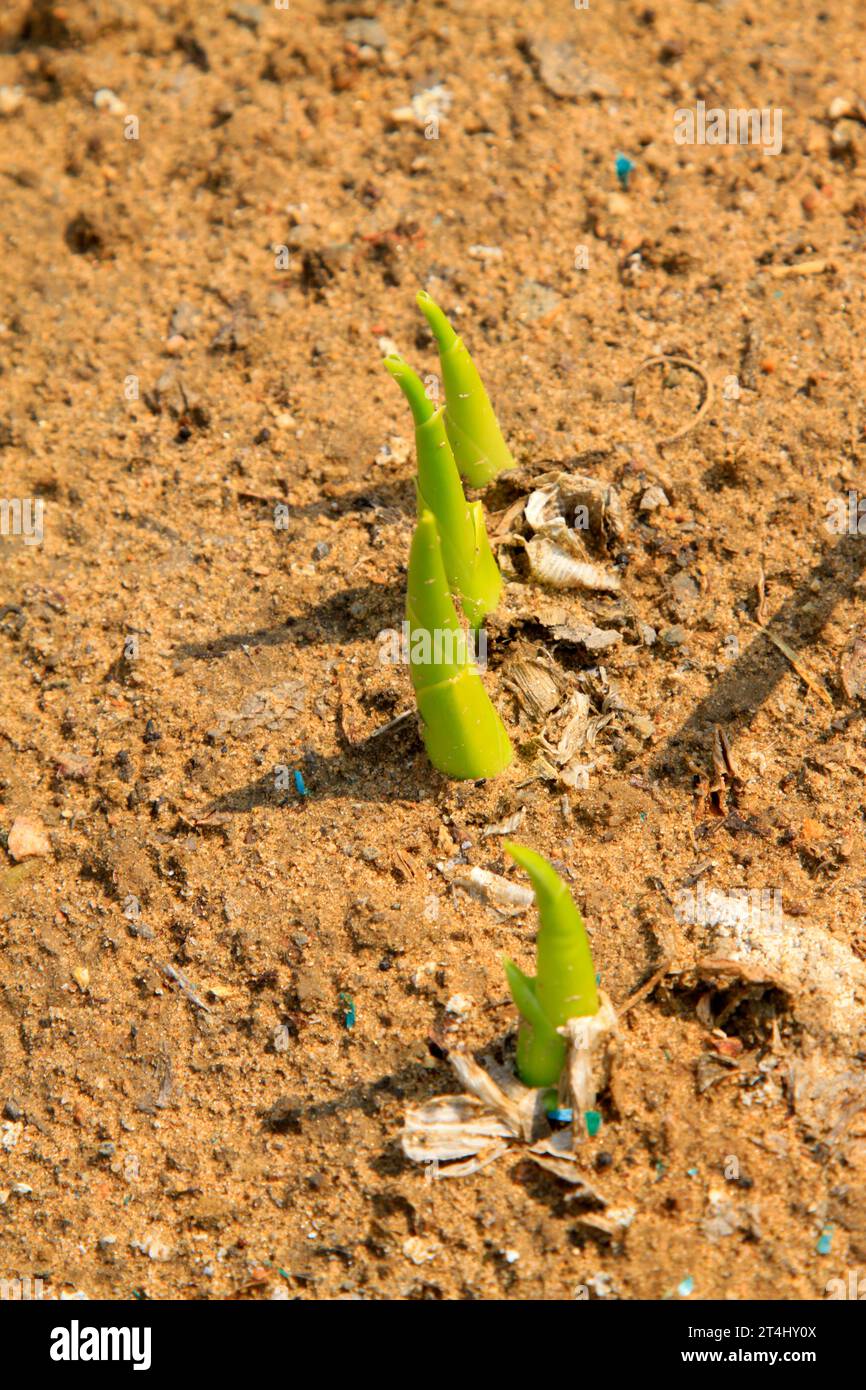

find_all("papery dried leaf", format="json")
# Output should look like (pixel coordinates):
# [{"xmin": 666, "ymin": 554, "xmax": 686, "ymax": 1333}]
[
  {"xmin": 450, "ymin": 1051, "xmax": 539, "ymax": 1140},
  {"xmin": 401, "ymin": 1094, "xmax": 515, "ymax": 1162},
  {"xmin": 428, "ymin": 1144, "xmax": 512, "ymax": 1178},
  {"xmin": 528, "ymin": 1152, "xmax": 608, "ymax": 1196},
  {"xmin": 558, "ymin": 991, "xmax": 618, "ymax": 1140},
  {"xmin": 545, "ymin": 691, "xmax": 591, "ymax": 763},
  {"xmin": 559, "ymin": 759, "xmax": 597, "ymax": 790},
  {"xmin": 501, "ymin": 652, "xmax": 567, "ymax": 720},
  {"xmin": 482, "ymin": 809, "xmax": 526, "ymax": 838}
]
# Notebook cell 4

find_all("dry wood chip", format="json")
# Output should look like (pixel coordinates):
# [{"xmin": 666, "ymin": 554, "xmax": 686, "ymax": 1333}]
[{"xmin": 840, "ymin": 633, "xmax": 866, "ymax": 700}]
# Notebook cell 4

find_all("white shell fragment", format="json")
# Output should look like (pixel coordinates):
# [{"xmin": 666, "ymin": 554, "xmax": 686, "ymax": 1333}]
[
  {"xmin": 524, "ymin": 525, "xmax": 621, "ymax": 592},
  {"xmin": 531, "ymin": 471, "xmax": 626, "ymax": 545},
  {"xmin": 518, "ymin": 473, "xmax": 624, "ymax": 593}
]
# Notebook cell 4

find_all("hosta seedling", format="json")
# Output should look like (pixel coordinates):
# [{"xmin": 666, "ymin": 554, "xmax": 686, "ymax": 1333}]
[
  {"xmin": 384, "ymin": 352, "xmax": 501, "ymax": 628},
  {"xmin": 406, "ymin": 509, "xmax": 512, "ymax": 780},
  {"xmin": 416, "ymin": 290, "xmax": 515, "ymax": 488},
  {"xmin": 502, "ymin": 841, "xmax": 599, "ymax": 1088}
]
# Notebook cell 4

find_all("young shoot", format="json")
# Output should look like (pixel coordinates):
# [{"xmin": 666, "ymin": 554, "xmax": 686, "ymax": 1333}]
[
  {"xmin": 406, "ymin": 509, "xmax": 512, "ymax": 780},
  {"xmin": 502, "ymin": 841, "xmax": 599, "ymax": 1088},
  {"xmin": 416, "ymin": 290, "xmax": 515, "ymax": 488},
  {"xmin": 384, "ymin": 353, "xmax": 501, "ymax": 628}
]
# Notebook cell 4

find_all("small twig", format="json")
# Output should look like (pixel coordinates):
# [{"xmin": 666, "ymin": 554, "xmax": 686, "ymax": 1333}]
[
  {"xmin": 620, "ymin": 958, "xmax": 673, "ymax": 1015},
  {"xmin": 158, "ymin": 961, "xmax": 212, "ymax": 1013},
  {"xmin": 362, "ymin": 709, "xmax": 415, "ymax": 741},
  {"xmin": 762, "ymin": 259, "xmax": 831, "ymax": 279},
  {"xmin": 628, "ymin": 354, "xmax": 715, "ymax": 446},
  {"xmin": 747, "ymin": 619, "xmax": 833, "ymax": 707},
  {"xmin": 235, "ymin": 488, "xmax": 288, "ymax": 506},
  {"xmin": 755, "ymin": 562, "xmax": 769, "ymax": 626}
]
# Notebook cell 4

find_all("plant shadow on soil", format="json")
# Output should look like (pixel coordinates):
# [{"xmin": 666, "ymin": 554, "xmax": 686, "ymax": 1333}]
[
  {"xmin": 187, "ymin": 529, "xmax": 866, "ymax": 810},
  {"xmin": 175, "ymin": 578, "xmax": 405, "ymax": 663},
  {"xmin": 651, "ymin": 529, "xmax": 866, "ymax": 775}
]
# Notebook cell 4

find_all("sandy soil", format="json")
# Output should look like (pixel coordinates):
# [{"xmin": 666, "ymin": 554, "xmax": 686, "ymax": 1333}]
[{"xmin": 1, "ymin": 0, "xmax": 865, "ymax": 1301}]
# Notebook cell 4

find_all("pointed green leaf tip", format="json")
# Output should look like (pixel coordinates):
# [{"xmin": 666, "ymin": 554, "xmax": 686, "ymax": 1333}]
[
  {"xmin": 416, "ymin": 290, "xmax": 515, "ymax": 488},
  {"xmin": 502, "ymin": 841, "xmax": 599, "ymax": 1088},
  {"xmin": 406, "ymin": 510, "xmax": 512, "ymax": 780},
  {"xmin": 385, "ymin": 353, "xmax": 501, "ymax": 628}
]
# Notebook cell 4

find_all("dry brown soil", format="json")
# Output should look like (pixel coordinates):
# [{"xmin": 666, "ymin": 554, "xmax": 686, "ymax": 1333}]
[{"xmin": 1, "ymin": 0, "xmax": 865, "ymax": 1300}]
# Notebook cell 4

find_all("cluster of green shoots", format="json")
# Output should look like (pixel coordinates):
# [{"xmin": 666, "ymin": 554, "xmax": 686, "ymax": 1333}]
[
  {"xmin": 384, "ymin": 291, "xmax": 514, "ymax": 781},
  {"xmin": 384, "ymin": 298, "xmax": 600, "ymax": 1086}
]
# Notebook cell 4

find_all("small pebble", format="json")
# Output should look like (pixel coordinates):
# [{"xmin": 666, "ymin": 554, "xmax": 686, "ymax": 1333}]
[
  {"xmin": 93, "ymin": 88, "xmax": 124, "ymax": 114},
  {"xmin": 467, "ymin": 244, "xmax": 504, "ymax": 262},
  {"xmin": 0, "ymin": 86, "xmax": 24, "ymax": 117},
  {"xmin": 445, "ymin": 994, "xmax": 472, "ymax": 1019},
  {"xmin": 343, "ymin": 17, "xmax": 388, "ymax": 51},
  {"xmin": 640, "ymin": 485, "xmax": 670, "ymax": 512}
]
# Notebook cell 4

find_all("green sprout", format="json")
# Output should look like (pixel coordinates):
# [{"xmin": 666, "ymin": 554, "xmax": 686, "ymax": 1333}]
[
  {"xmin": 502, "ymin": 841, "xmax": 599, "ymax": 1088},
  {"xmin": 407, "ymin": 508, "xmax": 512, "ymax": 780},
  {"xmin": 416, "ymin": 290, "xmax": 515, "ymax": 488},
  {"xmin": 384, "ymin": 352, "xmax": 501, "ymax": 628}
]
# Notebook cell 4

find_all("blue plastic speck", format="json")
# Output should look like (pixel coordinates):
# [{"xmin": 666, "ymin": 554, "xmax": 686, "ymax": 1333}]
[{"xmin": 615, "ymin": 154, "xmax": 635, "ymax": 189}]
